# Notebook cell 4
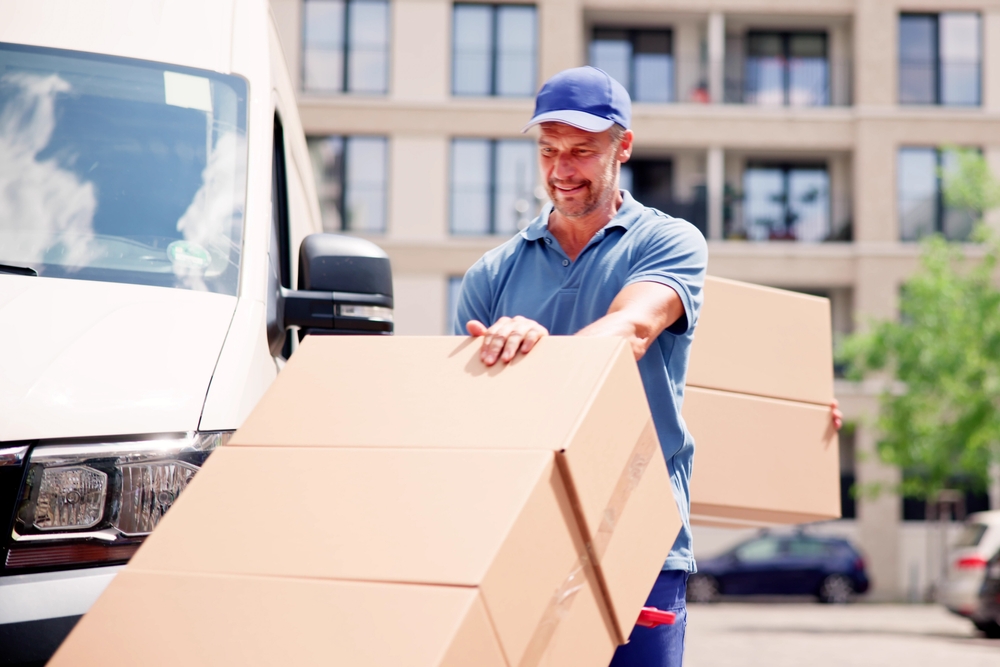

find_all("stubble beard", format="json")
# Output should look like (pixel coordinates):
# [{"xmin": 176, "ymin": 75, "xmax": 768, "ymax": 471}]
[{"xmin": 546, "ymin": 156, "xmax": 618, "ymax": 219}]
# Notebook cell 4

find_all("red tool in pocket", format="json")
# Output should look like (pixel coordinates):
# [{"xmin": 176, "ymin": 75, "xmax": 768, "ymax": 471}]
[{"xmin": 635, "ymin": 607, "xmax": 676, "ymax": 628}]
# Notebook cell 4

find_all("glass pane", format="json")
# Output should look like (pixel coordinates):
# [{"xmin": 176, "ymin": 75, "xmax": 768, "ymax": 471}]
[
  {"xmin": 940, "ymin": 12, "xmax": 980, "ymax": 106},
  {"xmin": 786, "ymin": 539, "xmax": 830, "ymax": 557},
  {"xmin": 735, "ymin": 537, "xmax": 781, "ymax": 562},
  {"xmin": 899, "ymin": 15, "xmax": 936, "ymax": 104},
  {"xmin": 898, "ymin": 147, "xmax": 938, "ymax": 241},
  {"xmin": 0, "ymin": 42, "xmax": 248, "ymax": 294},
  {"xmin": 743, "ymin": 168, "xmax": 786, "ymax": 240},
  {"xmin": 303, "ymin": 0, "xmax": 346, "ymax": 92},
  {"xmin": 344, "ymin": 136, "xmax": 387, "ymax": 233},
  {"xmin": 626, "ymin": 31, "xmax": 673, "ymax": 102},
  {"xmin": 306, "ymin": 135, "xmax": 345, "ymax": 232},
  {"xmin": 494, "ymin": 140, "xmax": 537, "ymax": 235},
  {"xmin": 940, "ymin": 149, "xmax": 975, "ymax": 240},
  {"xmin": 788, "ymin": 168, "xmax": 830, "ymax": 242},
  {"xmin": 788, "ymin": 35, "xmax": 828, "ymax": 106},
  {"xmin": 954, "ymin": 523, "xmax": 988, "ymax": 548},
  {"xmin": 496, "ymin": 6, "xmax": 537, "ymax": 97},
  {"xmin": 451, "ymin": 139, "xmax": 491, "ymax": 234},
  {"xmin": 447, "ymin": 275, "xmax": 464, "ymax": 333},
  {"xmin": 347, "ymin": 0, "xmax": 389, "ymax": 94},
  {"xmin": 453, "ymin": 5, "xmax": 493, "ymax": 96},
  {"xmin": 589, "ymin": 32, "xmax": 631, "ymax": 92},
  {"xmin": 619, "ymin": 163, "xmax": 634, "ymax": 193},
  {"xmin": 745, "ymin": 35, "xmax": 784, "ymax": 106}
]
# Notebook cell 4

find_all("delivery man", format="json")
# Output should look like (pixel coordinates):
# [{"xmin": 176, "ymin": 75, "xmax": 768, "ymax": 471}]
[{"xmin": 454, "ymin": 66, "xmax": 843, "ymax": 667}]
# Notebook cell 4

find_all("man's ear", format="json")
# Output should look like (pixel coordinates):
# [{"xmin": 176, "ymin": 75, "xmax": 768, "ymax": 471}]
[{"xmin": 618, "ymin": 129, "xmax": 634, "ymax": 163}]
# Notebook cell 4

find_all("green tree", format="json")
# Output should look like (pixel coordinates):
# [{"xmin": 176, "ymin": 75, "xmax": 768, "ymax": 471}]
[{"xmin": 840, "ymin": 148, "xmax": 1000, "ymax": 501}]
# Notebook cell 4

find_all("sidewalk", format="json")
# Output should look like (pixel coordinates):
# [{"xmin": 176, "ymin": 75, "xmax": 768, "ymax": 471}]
[{"xmin": 685, "ymin": 603, "xmax": 999, "ymax": 667}]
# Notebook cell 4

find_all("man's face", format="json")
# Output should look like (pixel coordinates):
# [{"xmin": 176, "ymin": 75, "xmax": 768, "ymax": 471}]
[{"xmin": 538, "ymin": 122, "xmax": 631, "ymax": 219}]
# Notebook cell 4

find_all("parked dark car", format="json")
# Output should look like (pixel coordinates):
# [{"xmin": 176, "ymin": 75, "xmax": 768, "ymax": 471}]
[
  {"xmin": 971, "ymin": 548, "xmax": 1000, "ymax": 638},
  {"xmin": 687, "ymin": 532, "xmax": 870, "ymax": 604}
]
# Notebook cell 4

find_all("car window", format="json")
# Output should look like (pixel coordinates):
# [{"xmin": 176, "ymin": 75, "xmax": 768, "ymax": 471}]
[
  {"xmin": 0, "ymin": 42, "xmax": 248, "ymax": 294},
  {"xmin": 785, "ymin": 538, "xmax": 831, "ymax": 558},
  {"xmin": 735, "ymin": 537, "xmax": 781, "ymax": 562},
  {"xmin": 954, "ymin": 523, "xmax": 988, "ymax": 548}
]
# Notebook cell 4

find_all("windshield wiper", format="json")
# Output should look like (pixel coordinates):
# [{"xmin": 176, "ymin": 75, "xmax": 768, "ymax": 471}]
[{"xmin": 0, "ymin": 263, "xmax": 38, "ymax": 277}]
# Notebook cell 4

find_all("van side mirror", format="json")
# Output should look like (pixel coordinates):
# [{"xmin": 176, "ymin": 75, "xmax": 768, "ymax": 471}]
[{"xmin": 283, "ymin": 233, "xmax": 393, "ymax": 336}]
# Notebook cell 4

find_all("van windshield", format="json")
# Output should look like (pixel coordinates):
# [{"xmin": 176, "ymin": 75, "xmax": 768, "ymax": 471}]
[{"xmin": 0, "ymin": 43, "xmax": 248, "ymax": 295}]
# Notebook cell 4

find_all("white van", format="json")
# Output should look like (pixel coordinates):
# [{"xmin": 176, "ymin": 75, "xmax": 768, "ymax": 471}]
[{"xmin": 0, "ymin": 2, "xmax": 393, "ymax": 663}]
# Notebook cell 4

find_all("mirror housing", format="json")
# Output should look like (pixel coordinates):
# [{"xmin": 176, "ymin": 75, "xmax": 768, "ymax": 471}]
[{"xmin": 283, "ymin": 234, "xmax": 393, "ymax": 336}]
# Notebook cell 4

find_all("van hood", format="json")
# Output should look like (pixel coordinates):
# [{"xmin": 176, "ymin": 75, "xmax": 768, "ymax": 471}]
[{"xmin": 0, "ymin": 276, "xmax": 238, "ymax": 442}]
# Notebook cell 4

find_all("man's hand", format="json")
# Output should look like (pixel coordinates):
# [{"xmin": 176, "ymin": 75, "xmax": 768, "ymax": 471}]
[
  {"xmin": 467, "ymin": 316, "xmax": 549, "ymax": 366},
  {"xmin": 831, "ymin": 399, "xmax": 843, "ymax": 431}
]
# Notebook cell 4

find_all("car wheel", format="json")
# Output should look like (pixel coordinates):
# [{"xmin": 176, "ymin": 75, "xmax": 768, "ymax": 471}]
[
  {"xmin": 686, "ymin": 574, "xmax": 720, "ymax": 603},
  {"xmin": 818, "ymin": 574, "xmax": 854, "ymax": 604},
  {"xmin": 981, "ymin": 622, "xmax": 1000, "ymax": 639}
]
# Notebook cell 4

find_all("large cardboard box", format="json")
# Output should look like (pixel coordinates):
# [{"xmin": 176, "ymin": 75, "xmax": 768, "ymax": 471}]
[
  {"xmin": 228, "ymin": 336, "xmax": 679, "ymax": 641},
  {"xmin": 684, "ymin": 276, "xmax": 840, "ymax": 527},
  {"xmin": 52, "ymin": 337, "xmax": 681, "ymax": 667}
]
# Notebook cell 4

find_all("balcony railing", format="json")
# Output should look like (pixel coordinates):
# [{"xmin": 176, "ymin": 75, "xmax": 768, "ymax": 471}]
[
  {"xmin": 724, "ymin": 57, "xmax": 852, "ymax": 107},
  {"xmin": 724, "ymin": 192, "xmax": 852, "ymax": 242}
]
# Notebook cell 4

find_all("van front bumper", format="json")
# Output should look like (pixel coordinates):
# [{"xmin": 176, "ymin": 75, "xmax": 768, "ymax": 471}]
[{"xmin": 0, "ymin": 566, "xmax": 121, "ymax": 665}]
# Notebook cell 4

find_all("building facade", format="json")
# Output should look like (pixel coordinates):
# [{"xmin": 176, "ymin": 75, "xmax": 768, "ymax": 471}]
[{"xmin": 270, "ymin": 0, "xmax": 1000, "ymax": 601}]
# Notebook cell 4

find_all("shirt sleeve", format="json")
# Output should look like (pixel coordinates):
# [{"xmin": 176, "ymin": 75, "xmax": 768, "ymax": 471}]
[
  {"xmin": 624, "ymin": 218, "xmax": 708, "ymax": 335},
  {"xmin": 452, "ymin": 260, "xmax": 494, "ymax": 335}
]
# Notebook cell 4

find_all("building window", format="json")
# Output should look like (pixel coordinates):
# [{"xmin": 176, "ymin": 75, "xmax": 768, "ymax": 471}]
[
  {"xmin": 899, "ymin": 13, "xmax": 980, "ymax": 106},
  {"xmin": 302, "ymin": 0, "xmax": 390, "ymax": 94},
  {"xmin": 452, "ymin": 4, "xmax": 537, "ymax": 97},
  {"xmin": 740, "ymin": 163, "xmax": 830, "ymax": 242},
  {"xmin": 743, "ymin": 32, "xmax": 828, "ymax": 106},
  {"xmin": 897, "ymin": 148, "xmax": 975, "ymax": 242},
  {"xmin": 621, "ymin": 159, "xmax": 707, "ymax": 235},
  {"xmin": 447, "ymin": 275, "xmax": 464, "ymax": 333},
  {"xmin": 307, "ymin": 135, "xmax": 388, "ymax": 233},
  {"xmin": 589, "ymin": 29, "xmax": 675, "ymax": 103},
  {"xmin": 450, "ymin": 138, "xmax": 537, "ymax": 235}
]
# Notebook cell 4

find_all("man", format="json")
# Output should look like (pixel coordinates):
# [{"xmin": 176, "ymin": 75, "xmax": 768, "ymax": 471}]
[{"xmin": 453, "ymin": 66, "xmax": 841, "ymax": 666}]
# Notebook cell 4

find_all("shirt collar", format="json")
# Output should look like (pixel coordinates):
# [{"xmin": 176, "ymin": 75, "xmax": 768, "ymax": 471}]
[{"xmin": 519, "ymin": 190, "xmax": 644, "ymax": 241}]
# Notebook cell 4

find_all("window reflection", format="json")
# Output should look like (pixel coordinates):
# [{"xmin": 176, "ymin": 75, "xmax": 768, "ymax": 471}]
[
  {"xmin": 450, "ymin": 138, "xmax": 537, "ymax": 235},
  {"xmin": 0, "ymin": 43, "xmax": 247, "ymax": 294},
  {"xmin": 303, "ymin": 0, "xmax": 389, "ymax": 94},
  {"xmin": 590, "ymin": 29, "xmax": 674, "ymax": 103},
  {"xmin": 745, "ymin": 32, "xmax": 828, "ymax": 107},
  {"xmin": 743, "ymin": 164, "xmax": 830, "ymax": 242},
  {"xmin": 452, "ymin": 4, "xmax": 537, "ymax": 97},
  {"xmin": 897, "ymin": 147, "xmax": 975, "ymax": 242},
  {"xmin": 899, "ymin": 13, "xmax": 980, "ymax": 106},
  {"xmin": 307, "ymin": 135, "xmax": 388, "ymax": 233}
]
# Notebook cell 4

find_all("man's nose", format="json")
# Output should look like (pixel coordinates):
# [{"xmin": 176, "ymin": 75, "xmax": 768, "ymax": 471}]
[{"xmin": 550, "ymin": 154, "xmax": 577, "ymax": 181}]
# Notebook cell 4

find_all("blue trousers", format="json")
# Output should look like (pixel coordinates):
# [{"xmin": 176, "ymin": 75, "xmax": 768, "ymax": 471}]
[{"xmin": 608, "ymin": 570, "xmax": 688, "ymax": 667}]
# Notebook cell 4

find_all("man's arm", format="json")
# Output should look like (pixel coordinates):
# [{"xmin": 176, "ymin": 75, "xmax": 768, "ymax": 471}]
[{"xmin": 576, "ymin": 281, "xmax": 683, "ymax": 360}]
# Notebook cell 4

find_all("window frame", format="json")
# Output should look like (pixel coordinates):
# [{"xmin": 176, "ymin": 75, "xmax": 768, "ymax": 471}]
[
  {"xmin": 897, "ymin": 146, "xmax": 978, "ymax": 242},
  {"xmin": 301, "ymin": 0, "xmax": 391, "ymax": 95},
  {"xmin": 449, "ymin": 137, "xmax": 537, "ymax": 236},
  {"xmin": 451, "ymin": 2, "xmax": 538, "ymax": 97},
  {"xmin": 589, "ymin": 27, "xmax": 676, "ymax": 103},
  {"xmin": 898, "ymin": 12, "xmax": 982, "ymax": 106},
  {"xmin": 741, "ymin": 160, "xmax": 831, "ymax": 242},
  {"xmin": 744, "ymin": 30, "xmax": 829, "ymax": 107},
  {"xmin": 307, "ymin": 134, "xmax": 389, "ymax": 234}
]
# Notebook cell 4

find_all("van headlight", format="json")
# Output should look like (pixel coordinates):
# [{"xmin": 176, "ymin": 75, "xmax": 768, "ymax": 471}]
[{"xmin": 6, "ymin": 431, "xmax": 230, "ymax": 569}]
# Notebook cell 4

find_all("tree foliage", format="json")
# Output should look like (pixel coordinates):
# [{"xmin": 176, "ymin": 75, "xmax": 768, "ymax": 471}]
[
  {"xmin": 840, "ymin": 149, "xmax": 1000, "ymax": 500},
  {"xmin": 839, "ymin": 231, "xmax": 1000, "ymax": 499}
]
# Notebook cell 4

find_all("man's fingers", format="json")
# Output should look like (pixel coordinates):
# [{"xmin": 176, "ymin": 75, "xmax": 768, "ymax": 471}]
[
  {"xmin": 520, "ymin": 326, "xmax": 548, "ymax": 354},
  {"xmin": 500, "ymin": 331, "xmax": 525, "ymax": 363},
  {"xmin": 481, "ymin": 318, "xmax": 514, "ymax": 365},
  {"xmin": 466, "ymin": 320, "xmax": 488, "ymax": 336}
]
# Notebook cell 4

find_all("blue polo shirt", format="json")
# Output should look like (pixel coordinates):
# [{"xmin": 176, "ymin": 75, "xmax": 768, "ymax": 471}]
[{"xmin": 453, "ymin": 191, "xmax": 707, "ymax": 572}]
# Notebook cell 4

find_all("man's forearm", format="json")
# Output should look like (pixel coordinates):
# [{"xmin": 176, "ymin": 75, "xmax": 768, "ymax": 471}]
[{"xmin": 576, "ymin": 281, "xmax": 683, "ymax": 360}]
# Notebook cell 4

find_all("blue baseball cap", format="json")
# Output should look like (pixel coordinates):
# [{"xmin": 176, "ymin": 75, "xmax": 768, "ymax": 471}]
[{"xmin": 522, "ymin": 66, "xmax": 631, "ymax": 133}]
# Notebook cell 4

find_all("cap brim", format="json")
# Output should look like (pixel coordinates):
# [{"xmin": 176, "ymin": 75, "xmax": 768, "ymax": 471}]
[{"xmin": 521, "ymin": 110, "xmax": 616, "ymax": 133}]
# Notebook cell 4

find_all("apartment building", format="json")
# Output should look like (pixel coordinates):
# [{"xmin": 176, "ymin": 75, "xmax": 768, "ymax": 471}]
[{"xmin": 269, "ymin": 0, "xmax": 1000, "ymax": 600}]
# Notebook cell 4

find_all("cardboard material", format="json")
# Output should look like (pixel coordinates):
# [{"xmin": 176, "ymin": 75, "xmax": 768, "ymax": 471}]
[
  {"xmin": 687, "ymin": 276, "xmax": 834, "ymax": 405},
  {"xmin": 684, "ymin": 386, "xmax": 841, "ymax": 526},
  {"xmin": 50, "ymin": 571, "xmax": 508, "ymax": 667},
  {"xmin": 55, "ymin": 336, "xmax": 680, "ymax": 667},
  {"xmin": 228, "ymin": 336, "xmax": 679, "ymax": 641}
]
